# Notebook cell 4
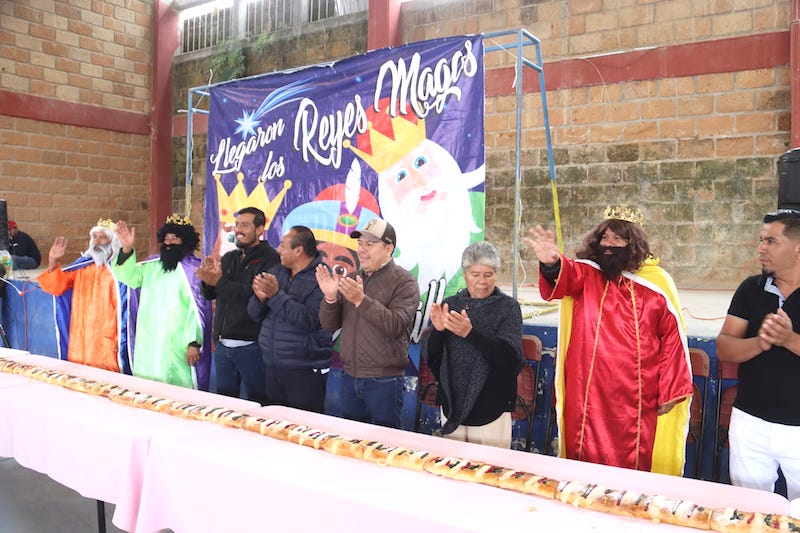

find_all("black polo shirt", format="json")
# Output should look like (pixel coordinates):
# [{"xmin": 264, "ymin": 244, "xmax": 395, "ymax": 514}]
[{"xmin": 727, "ymin": 274, "xmax": 800, "ymax": 425}]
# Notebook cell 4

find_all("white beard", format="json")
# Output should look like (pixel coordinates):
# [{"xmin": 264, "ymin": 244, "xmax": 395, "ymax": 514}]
[
  {"xmin": 380, "ymin": 186, "xmax": 478, "ymax": 293},
  {"xmin": 85, "ymin": 228, "xmax": 121, "ymax": 267},
  {"xmin": 375, "ymin": 139, "xmax": 485, "ymax": 294},
  {"xmin": 85, "ymin": 244, "xmax": 113, "ymax": 266}
]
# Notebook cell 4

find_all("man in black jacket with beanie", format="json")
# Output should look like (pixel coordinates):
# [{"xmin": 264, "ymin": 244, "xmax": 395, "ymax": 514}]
[{"xmin": 197, "ymin": 207, "xmax": 279, "ymax": 404}]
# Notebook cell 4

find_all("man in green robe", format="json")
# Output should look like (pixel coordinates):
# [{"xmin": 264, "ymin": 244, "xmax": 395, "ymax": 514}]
[{"xmin": 113, "ymin": 215, "xmax": 212, "ymax": 390}]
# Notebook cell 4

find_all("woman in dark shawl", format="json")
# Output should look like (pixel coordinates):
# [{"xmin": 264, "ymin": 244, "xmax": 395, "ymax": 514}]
[{"xmin": 422, "ymin": 241, "xmax": 524, "ymax": 448}]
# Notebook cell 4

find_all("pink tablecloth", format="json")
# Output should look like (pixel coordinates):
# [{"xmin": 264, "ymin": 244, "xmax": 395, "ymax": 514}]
[
  {"xmin": 0, "ymin": 349, "xmax": 263, "ymax": 532},
  {"xmin": 0, "ymin": 375, "xmax": 41, "ymax": 456},
  {"xmin": 11, "ymin": 380, "xmax": 201, "ymax": 527},
  {"xmin": 135, "ymin": 425, "xmax": 548, "ymax": 533},
  {"xmin": 130, "ymin": 405, "xmax": 790, "ymax": 533},
  {"xmin": 0, "ymin": 351, "xmax": 261, "ymax": 411},
  {"xmin": 258, "ymin": 406, "xmax": 791, "ymax": 514},
  {"xmin": 0, "ymin": 350, "xmax": 791, "ymax": 533}
]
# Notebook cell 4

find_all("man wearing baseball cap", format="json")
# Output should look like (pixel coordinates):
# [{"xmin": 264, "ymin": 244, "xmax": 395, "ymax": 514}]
[
  {"xmin": 8, "ymin": 220, "xmax": 41, "ymax": 270},
  {"xmin": 316, "ymin": 217, "xmax": 419, "ymax": 428}
]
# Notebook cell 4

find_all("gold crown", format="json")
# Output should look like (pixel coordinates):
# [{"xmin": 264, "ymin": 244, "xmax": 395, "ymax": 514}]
[
  {"xmin": 214, "ymin": 172, "xmax": 292, "ymax": 227},
  {"xmin": 344, "ymin": 106, "xmax": 427, "ymax": 174},
  {"xmin": 95, "ymin": 218, "xmax": 117, "ymax": 231},
  {"xmin": 603, "ymin": 204, "xmax": 644, "ymax": 225},
  {"xmin": 165, "ymin": 213, "xmax": 192, "ymax": 226}
]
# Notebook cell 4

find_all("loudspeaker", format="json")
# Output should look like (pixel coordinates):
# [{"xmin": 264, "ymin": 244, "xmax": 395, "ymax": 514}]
[
  {"xmin": 0, "ymin": 199, "xmax": 7, "ymax": 251},
  {"xmin": 778, "ymin": 149, "xmax": 800, "ymax": 210}
]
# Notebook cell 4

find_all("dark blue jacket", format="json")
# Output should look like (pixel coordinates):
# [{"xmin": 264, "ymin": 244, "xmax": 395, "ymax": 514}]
[{"xmin": 247, "ymin": 254, "xmax": 332, "ymax": 370}]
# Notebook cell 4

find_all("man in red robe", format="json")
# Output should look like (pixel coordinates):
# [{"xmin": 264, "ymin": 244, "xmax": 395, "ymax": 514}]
[
  {"xmin": 37, "ymin": 219, "xmax": 132, "ymax": 374},
  {"xmin": 525, "ymin": 205, "xmax": 692, "ymax": 474}
]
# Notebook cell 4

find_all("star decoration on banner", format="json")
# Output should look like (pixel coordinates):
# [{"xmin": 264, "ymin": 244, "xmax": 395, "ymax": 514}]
[{"xmin": 234, "ymin": 110, "xmax": 260, "ymax": 139}]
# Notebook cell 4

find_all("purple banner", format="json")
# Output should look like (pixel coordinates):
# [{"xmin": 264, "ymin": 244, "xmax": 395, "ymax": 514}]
[{"xmin": 205, "ymin": 35, "xmax": 485, "ymax": 345}]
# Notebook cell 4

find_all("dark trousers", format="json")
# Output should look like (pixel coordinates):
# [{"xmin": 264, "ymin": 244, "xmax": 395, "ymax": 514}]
[
  {"xmin": 213, "ymin": 342, "xmax": 268, "ymax": 405},
  {"xmin": 339, "ymin": 373, "xmax": 403, "ymax": 428},
  {"xmin": 264, "ymin": 365, "xmax": 327, "ymax": 414}
]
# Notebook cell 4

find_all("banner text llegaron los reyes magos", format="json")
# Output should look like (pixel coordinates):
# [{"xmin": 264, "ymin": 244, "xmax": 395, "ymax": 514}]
[{"xmin": 205, "ymin": 35, "xmax": 485, "ymax": 357}]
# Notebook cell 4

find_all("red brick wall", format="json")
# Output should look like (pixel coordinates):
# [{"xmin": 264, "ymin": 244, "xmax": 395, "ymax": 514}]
[{"xmin": 0, "ymin": 0, "xmax": 153, "ymax": 259}]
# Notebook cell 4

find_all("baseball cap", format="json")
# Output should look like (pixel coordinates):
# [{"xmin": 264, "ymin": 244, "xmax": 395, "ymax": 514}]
[
  {"xmin": 8, "ymin": 220, "xmax": 17, "ymax": 230},
  {"xmin": 350, "ymin": 218, "xmax": 396, "ymax": 246}
]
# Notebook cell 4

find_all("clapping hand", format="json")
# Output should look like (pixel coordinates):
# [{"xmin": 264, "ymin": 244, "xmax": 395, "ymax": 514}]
[
  {"xmin": 429, "ymin": 303, "xmax": 448, "ymax": 331},
  {"xmin": 196, "ymin": 256, "xmax": 222, "ymax": 286},
  {"xmin": 443, "ymin": 308, "xmax": 473, "ymax": 338},
  {"xmin": 252, "ymin": 272, "xmax": 279, "ymax": 301},
  {"xmin": 338, "ymin": 274, "xmax": 365, "ymax": 307},
  {"xmin": 431, "ymin": 303, "xmax": 473, "ymax": 338},
  {"xmin": 315, "ymin": 264, "xmax": 339, "ymax": 302},
  {"xmin": 759, "ymin": 309, "xmax": 794, "ymax": 349}
]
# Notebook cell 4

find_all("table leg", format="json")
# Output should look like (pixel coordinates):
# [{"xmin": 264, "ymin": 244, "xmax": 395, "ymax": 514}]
[{"xmin": 96, "ymin": 500, "xmax": 106, "ymax": 533}]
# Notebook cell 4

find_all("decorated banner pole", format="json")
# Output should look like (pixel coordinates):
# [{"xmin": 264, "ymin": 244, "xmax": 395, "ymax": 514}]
[{"xmin": 485, "ymin": 29, "xmax": 562, "ymax": 299}]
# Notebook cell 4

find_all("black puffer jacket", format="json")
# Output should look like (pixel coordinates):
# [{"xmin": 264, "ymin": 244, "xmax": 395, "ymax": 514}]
[{"xmin": 247, "ymin": 255, "xmax": 332, "ymax": 370}]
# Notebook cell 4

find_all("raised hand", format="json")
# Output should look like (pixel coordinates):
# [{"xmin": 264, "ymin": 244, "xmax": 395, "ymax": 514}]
[
  {"xmin": 524, "ymin": 225, "xmax": 560, "ymax": 266},
  {"xmin": 47, "ymin": 236, "xmax": 68, "ymax": 272},
  {"xmin": 116, "ymin": 220, "xmax": 135, "ymax": 253},
  {"xmin": 315, "ymin": 263, "xmax": 339, "ymax": 301}
]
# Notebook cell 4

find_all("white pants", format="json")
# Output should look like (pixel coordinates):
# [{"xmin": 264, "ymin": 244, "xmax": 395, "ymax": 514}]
[
  {"xmin": 729, "ymin": 407, "xmax": 800, "ymax": 500},
  {"xmin": 440, "ymin": 410, "xmax": 512, "ymax": 449}
]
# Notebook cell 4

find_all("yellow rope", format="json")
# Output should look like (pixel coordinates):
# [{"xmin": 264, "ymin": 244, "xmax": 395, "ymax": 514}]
[{"xmin": 551, "ymin": 180, "xmax": 564, "ymax": 253}]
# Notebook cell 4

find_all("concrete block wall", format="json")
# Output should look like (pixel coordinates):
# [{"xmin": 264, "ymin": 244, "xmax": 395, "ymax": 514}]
[
  {"xmin": 0, "ymin": 0, "xmax": 153, "ymax": 259},
  {"xmin": 489, "ymin": 72, "xmax": 786, "ymax": 286},
  {"xmin": 402, "ymin": 0, "xmax": 789, "ymax": 63},
  {"xmin": 399, "ymin": 0, "xmax": 791, "ymax": 286}
]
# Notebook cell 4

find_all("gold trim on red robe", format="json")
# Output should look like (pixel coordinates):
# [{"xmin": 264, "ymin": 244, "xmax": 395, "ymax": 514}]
[{"xmin": 542, "ymin": 255, "xmax": 692, "ymax": 475}]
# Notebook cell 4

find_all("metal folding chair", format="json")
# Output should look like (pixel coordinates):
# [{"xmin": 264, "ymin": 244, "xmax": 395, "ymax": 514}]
[
  {"xmin": 714, "ymin": 361, "xmax": 739, "ymax": 482},
  {"xmin": 517, "ymin": 334, "xmax": 543, "ymax": 451},
  {"xmin": 686, "ymin": 347, "xmax": 710, "ymax": 478}
]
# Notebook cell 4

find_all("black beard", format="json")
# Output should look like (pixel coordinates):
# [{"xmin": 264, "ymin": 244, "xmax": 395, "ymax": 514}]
[
  {"xmin": 762, "ymin": 268, "xmax": 775, "ymax": 278},
  {"xmin": 160, "ymin": 244, "xmax": 185, "ymax": 272},
  {"xmin": 593, "ymin": 245, "xmax": 630, "ymax": 281}
]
